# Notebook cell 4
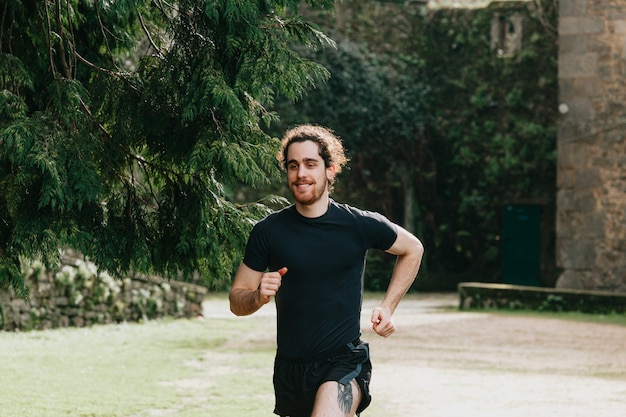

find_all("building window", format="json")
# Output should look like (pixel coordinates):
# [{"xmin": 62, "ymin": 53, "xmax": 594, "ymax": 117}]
[{"xmin": 491, "ymin": 12, "xmax": 523, "ymax": 57}]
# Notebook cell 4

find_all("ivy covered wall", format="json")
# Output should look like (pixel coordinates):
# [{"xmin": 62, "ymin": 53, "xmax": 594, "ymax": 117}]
[{"xmin": 278, "ymin": 0, "xmax": 559, "ymax": 289}]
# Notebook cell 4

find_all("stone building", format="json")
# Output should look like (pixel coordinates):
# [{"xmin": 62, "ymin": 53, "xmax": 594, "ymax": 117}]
[
  {"xmin": 556, "ymin": 0, "xmax": 626, "ymax": 292},
  {"xmin": 436, "ymin": 0, "xmax": 626, "ymax": 292}
]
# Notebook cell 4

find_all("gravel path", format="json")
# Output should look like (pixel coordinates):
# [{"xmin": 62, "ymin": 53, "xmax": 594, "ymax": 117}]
[
  {"xmin": 204, "ymin": 293, "xmax": 626, "ymax": 416},
  {"xmin": 362, "ymin": 293, "xmax": 626, "ymax": 417}
]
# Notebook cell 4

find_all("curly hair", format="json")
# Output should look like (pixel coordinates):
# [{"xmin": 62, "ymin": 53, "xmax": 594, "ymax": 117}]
[
  {"xmin": 277, "ymin": 124, "xmax": 348, "ymax": 173},
  {"xmin": 277, "ymin": 125, "xmax": 348, "ymax": 194}
]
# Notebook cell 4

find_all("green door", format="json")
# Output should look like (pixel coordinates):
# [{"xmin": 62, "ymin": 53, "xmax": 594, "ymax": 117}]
[{"xmin": 502, "ymin": 204, "xmax": 541, "ymax": 286}]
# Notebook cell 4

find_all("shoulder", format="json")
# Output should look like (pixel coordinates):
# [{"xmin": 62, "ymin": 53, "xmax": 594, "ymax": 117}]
[
  {"xmin": 244, "ymin": 205, "xmax": 295, "ymax": 266},
  {"xmin": 329, "ymin": 200, "xmax": 366, "ymax": 217},
  {"xmin": 330, "ymin": 200, "xmax": 393, "ymax": 225},
  {"xmin": 252, "ymin": 205, "xmax": 295, "ymax": 231},
  {"xmin": 329, "ymin": 200, "xmax": 398, "ymax": 240}
]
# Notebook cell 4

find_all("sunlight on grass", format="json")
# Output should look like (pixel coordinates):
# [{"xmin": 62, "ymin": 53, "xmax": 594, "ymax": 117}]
[
  {"xmin": 466, "ymin": 308, "xmax": 626, "ymax": 327},
  {"xmin": 0, "ymin": 314, "xmax": 276, "ymax": 417}
]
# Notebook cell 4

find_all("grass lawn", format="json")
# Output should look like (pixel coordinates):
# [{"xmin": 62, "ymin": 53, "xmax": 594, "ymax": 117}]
[
  {"xmin": 465, "ymin": 306, "xmax": 626, "ymax": 326},
  {"xmin": 2, "ymin": 292, "xmax": 625, "ymax": 417},
  {"xmin": 0, "ymin": 308, "xmax": 276, "ymax": 417}
]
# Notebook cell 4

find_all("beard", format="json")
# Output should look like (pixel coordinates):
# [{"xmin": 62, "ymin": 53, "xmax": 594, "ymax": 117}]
[{"xmin": 290, "ymin": 179, "xmax": 328, "ymax": 206}]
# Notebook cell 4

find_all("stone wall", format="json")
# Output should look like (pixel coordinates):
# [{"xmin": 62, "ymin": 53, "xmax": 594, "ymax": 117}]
[
  {"xmin": 557, "ymin": 0, "xmax": 626, "ymax": 292},
  {"xmin": 0, "ymin": 254, "xmax": 208, "ymax": 331},
  {"xmin": 459, "ymin": 282, "xmax": 626, "ymax": 313}
]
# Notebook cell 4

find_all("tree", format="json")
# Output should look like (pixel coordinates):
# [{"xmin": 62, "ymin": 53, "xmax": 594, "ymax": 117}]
[
  {"xmin": 0, "ymin": 0, "xmax": 336, "ymax": 297},
  {"xmin": 271, "ymin": 37, "xmax": 429, "ymax": 226},
  {"xmin": 268, "ymin": 35, "xmax": 431, "ymax": 290},
  {"xmin": 271, "ymin": 0, "xmax": 558, "ymax": 288}
]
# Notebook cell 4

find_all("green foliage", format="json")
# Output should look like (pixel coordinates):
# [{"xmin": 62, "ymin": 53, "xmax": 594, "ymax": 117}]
[
  {"xmin": 0, "ymin": 1, "xmax": 336, "ymax": 296},
  {"xmin": 276, "ymin": 1, "xmax": 558, "ymax": 289},
  {"xmin": 0, "ymin": 0, "xmax": 559, "ymax": 295},
  {"xmin": 271, "ymin": 36, "xmax": 429, "ymax": 219},
  {"xmin": 413, "ymin": 3, "xmax": 558, "ymax": 281},
  {"xmin": 539, "ymin": 294, "xmax": 565, "ymax": 312}
]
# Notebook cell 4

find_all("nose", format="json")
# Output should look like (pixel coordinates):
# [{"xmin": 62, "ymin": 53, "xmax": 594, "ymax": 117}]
[{"xmin": 297, "ymin": 164, "xmax": 307, "ymax": 178}]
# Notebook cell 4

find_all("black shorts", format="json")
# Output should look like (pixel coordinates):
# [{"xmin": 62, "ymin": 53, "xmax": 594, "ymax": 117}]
[{"xmin": 273, "ymin": 339, "xmax": 372, "ymax": 417}]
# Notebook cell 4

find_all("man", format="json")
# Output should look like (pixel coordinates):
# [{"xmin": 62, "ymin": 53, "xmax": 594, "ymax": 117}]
[{"xmin": 229, "ymin": 124, "xmax": 424, "ymax": 417}]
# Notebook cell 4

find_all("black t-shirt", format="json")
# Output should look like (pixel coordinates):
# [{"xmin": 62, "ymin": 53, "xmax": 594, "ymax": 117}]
[{"xmin": 243, "ymin": 200, "xmax": 398, "ymax": 359}]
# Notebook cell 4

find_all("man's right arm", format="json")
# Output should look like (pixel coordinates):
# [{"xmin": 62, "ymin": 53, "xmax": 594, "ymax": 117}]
[{"xmin": 229, "ymin": 263, "xmax": 284, "ymax": 316}]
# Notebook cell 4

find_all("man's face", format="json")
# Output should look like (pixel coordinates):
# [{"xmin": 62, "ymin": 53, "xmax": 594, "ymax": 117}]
[{"xmin": 286, "ymin": 140, "xmax": 335, "ymax": 207}]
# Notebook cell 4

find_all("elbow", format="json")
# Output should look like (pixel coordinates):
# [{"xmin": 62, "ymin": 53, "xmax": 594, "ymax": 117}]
[
  {"xmin": 230, "ymin": 308, "xmax": 245, "ymax": 317},
  {"xmin": 229, "ymin": 303, "xmax": 246, "ymax": 317},
  {"xmin": 230, "ymin": 307, "xmax": 249, "ymax": 317},
  {"xmin": 229, "ymin": 303, "xmax": 239, "ymax": 316},
  {"xmin": 228, "ymin": 289, "xmax": 242, "ymax": 316},
  {"xmin": 228, "ymin": 288, "xmax": 253, "ymax": 317}
]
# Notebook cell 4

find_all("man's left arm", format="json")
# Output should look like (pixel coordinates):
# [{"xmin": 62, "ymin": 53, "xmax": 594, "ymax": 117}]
[{"xmin": 371, "ymin": 225, "xmax": 424, "ymax": 338}]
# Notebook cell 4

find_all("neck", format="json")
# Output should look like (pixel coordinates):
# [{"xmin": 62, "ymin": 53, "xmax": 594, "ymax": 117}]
[{"xmin": 295, "ymin": 194, "xmax": 330, "ymax": 218}]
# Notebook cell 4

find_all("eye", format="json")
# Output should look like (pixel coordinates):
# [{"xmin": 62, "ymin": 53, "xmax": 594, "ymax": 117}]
[{"xmin": 288, "ymin": 163, "xmax": 298, "ymax": 170}]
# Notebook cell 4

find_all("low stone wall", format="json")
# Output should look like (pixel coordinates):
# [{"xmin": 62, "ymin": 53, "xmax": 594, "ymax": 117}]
[
  {"xmin": 459, "ymin": 282, "xmax": 626, "ymax": 314},
  {"xmin": 0, "ymin": 255, "xmax": 208, "ymax": 331}
]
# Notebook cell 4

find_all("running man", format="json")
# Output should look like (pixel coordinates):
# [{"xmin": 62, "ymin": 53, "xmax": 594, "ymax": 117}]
[{"xmin": 229, "ymin": 124, "xmax": 424, "ymax": 417}]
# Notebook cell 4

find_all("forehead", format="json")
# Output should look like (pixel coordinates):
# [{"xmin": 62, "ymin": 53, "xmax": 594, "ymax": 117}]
[{"xmin": 287, "ymin": 140, "xmax": 321, "ymax": 161}]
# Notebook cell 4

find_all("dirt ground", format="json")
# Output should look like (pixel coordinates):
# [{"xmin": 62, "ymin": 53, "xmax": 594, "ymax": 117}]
[
  {"xmin": 363, "ymin": 293, "xmax": 626, "ymax": 417},
  {"xmin": 204, "ymin": 293, "xmax": 626, "ymax": 417}
]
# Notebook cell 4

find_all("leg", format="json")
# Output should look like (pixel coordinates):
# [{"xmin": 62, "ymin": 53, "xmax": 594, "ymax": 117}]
[{"xmin": 311, "ymin": 379, "xmax": 362, "ymax": 417}]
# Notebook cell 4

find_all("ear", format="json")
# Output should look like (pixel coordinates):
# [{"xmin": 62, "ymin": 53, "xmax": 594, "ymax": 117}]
[{"xmin": 326, "ymin": 164, "xmax": 336, "ymax": 181}]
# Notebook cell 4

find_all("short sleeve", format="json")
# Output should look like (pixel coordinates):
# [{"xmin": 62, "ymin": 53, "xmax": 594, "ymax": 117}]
[
  {"xmin": 242, "ymin": 217, "xmax": 272, "ymax": 272},
  {"xmin": 352, "ymin": 207, "xmax": 398, "ymax": 251},
  {"xmin": 368, "ymin": 212, "xmax": 398, "ymax": 250}
]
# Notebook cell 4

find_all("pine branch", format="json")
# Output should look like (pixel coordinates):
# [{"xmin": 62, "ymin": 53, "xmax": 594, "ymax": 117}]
[
  {"xmin": 95, "ymin": 3, "xmax": 119, "ymax": 70},
  {"xmin": 74, "ymin": 51, "xmax": 132, "ymax": 84},
  {"xmin": 152, "ymin": 0, "xmax": 177, "ymax": 20},
  {"xmin": 53, "ymin": 0, "xmax": 72, "ymax": 79},
  {"xmin": 76, "ymin": 96, "xmax": 198, "ymax": 188},
  {"xmin": 43, "ymin": 2, "xmax": 59, "ymax": 78},
  {"xmin": 138, "ymin": 11, "xmax": 165, "ymax": 59}
]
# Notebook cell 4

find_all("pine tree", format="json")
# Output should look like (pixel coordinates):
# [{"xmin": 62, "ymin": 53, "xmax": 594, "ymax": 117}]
[{"xmin": 0, "ymin": 0, "xmax": 336, "ymax": 297}]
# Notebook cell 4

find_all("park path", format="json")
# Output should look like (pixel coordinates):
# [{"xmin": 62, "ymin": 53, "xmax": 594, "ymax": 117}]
[{"xmin": 204, "ymin": 293, "xmax": 626, "ymax": 417}]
